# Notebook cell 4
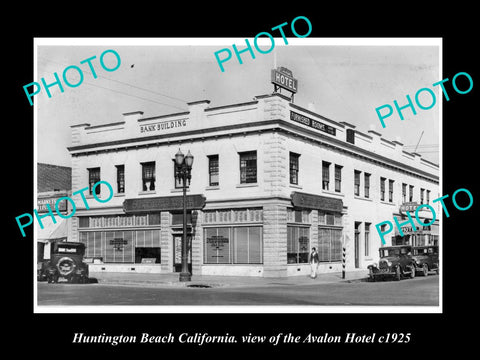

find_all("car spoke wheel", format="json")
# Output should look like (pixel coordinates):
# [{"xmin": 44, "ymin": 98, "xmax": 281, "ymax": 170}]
[
  {"xmin": 422, "ymin": 263, "xmax": 429, "ymax": 276},
  {"xmin": 409, "ymin": 265, "xmax": 415, "ymax": 279}
]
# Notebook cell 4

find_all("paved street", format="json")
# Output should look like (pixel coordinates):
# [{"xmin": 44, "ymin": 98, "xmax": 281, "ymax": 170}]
[{"xmin": 37, "ymin": 275, "xmax": 438, "ymax": 307}]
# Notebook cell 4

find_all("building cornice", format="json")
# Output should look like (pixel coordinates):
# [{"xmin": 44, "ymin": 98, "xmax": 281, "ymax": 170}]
[{"xmin": 68, "ymin": 120, "xmax": 439, "ymax": 183}]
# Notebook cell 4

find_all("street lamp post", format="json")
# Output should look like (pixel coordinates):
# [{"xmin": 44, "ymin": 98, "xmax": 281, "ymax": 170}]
[{"xmin": 174, "ymin": 148, "xmax": 194, "ymax": 282}]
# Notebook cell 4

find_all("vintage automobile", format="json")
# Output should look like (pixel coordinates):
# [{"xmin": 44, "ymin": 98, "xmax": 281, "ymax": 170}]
[
  {"xmin": 38, "ymin": 242, "xmax": 89, "ymax": 283},
  {"xmin": 412, "ymin": 245, "xmax": 439, "ymax": 276},
  {"xmin": 368, "ymin": 245, "xmax": 416, "ymax": 281}
]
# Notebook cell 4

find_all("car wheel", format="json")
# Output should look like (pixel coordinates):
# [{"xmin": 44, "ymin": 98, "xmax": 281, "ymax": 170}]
[
  {"xmin": 395, "ymin": 266, "xmax": 401, "ymax": 281},
  {"xmin": 408, "ymin": 265, "xmax": 415, "ymax": 279},
  {"xmin": 422, "ymin": 263, "xmax": 429, "ymax": 276}
]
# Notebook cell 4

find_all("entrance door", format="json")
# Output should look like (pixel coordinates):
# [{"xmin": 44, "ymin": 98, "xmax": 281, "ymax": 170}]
[{"xmin": 173, "ymin": 234, "xmax": 192, "ymax": 272}]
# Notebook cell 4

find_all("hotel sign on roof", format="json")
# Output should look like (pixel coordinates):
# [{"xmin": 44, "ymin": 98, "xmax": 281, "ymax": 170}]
[{"xmin": 271, "ymin": 67, "xmax": 298, "ymax": 94}]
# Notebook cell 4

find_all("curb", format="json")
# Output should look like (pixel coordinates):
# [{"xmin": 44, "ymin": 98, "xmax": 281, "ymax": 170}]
[{"xmin": 91, "ymin": 275, "xmax": 370, "ymax": 289}]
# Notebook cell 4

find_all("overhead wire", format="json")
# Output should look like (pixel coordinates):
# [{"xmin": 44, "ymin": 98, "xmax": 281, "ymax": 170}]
[{"xmin": 36, "ymin": 56, "xmax": 188, "ymax": 111}]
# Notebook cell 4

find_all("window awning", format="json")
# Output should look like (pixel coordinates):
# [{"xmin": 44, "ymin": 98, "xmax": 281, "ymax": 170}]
[
  {"xmin": 291, "ymin": 191, "xmax": 343, "ymax": 212},
  {"xmin": 36, "ymin": 217, "xmax": 68, "ymax": 242}
]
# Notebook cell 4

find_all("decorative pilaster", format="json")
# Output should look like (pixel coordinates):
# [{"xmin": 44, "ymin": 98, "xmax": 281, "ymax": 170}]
[{"xmin": 262, "ymin": 203, "xmax": 287, "ymax": 277}]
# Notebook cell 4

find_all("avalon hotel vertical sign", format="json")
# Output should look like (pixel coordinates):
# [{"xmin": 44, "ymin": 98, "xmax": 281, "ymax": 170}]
[{"xmin": 271, "ymin": 67, "xmax": 298, "ymax": 95}]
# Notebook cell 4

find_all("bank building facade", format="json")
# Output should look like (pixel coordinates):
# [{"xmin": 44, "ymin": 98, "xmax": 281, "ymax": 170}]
[{"xmin": 67, "ymin": 68, "xmax": 440, "ymax": 277}]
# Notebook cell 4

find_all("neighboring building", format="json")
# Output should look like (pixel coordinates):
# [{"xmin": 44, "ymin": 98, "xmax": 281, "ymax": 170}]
[
  {"xmin": 37, "ymin": 163, "xmax": 72, "ymax": 261},
  {"xmin": 66, "ymin": 70, "xmax": 439, "ymax": 277}
]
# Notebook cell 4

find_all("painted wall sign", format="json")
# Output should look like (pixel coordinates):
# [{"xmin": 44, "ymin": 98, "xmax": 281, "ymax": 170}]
[
  {"xmin": 290, "ymin": 111, "xmax": 336, "ymax": 136},
  {"xmin": 140, "ymin": 119, "xmax": 188, "ymax": 134},
  {"xmin": 38, "ymin": 197, "xmax": 67, "ymax": 213},
  {"xmin": 291, "ymin": 191, "xmax": 343, "ymax": 212},
  {"xmin": 123, "ymin": 194, "xmax": 206, "ymax": 213}
]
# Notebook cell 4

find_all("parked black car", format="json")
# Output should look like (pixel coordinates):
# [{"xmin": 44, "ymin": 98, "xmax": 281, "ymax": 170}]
[
  {"xmin": 368, "ymin": 245, "xmax": 416, "ymax": 281},
  {"xmin": 412, "ymin": 245, "xmax": 439, "ymax": 276},
  {"xmin": 38, "ymin": 242, "xmax": 89, "ymax": 283}
]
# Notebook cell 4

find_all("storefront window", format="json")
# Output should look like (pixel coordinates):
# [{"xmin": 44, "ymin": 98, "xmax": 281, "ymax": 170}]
[
  {"xmin": 105, "ymin": 231, "xmax": 134, "ymax": 263},
  {"xmin": 135, "ymin": 230, "xmax": 161, "ymax": 263},
  {"xmin": 204, "ymin": 226, "xmax": 263, "ymax": 264},
  {"xmin": 318, "ymin": 227, "xmax": 342, "ymax": 262},
  {"xmin": 204, "ymin": 227, "xmax": 231, "ymax": 264},
  {"xmin": 79, "ymin": 230, "xmax": 160, "ymax": 264},
  {"xmin": 287, "ymin": 226, "xmax": 310, "ymax": 264},
  {"xmin": 233, "ymin": 227, "xmax": 262, "ymax": 263},
  {"xmin": 318, "ymin": 211, "xmax": 343, "ymax": 262}
]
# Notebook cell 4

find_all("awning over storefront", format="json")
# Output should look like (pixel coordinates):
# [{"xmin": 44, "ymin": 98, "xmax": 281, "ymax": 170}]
[
  {"xmin": 123, "ymin": 194, "xmax": 206, "ymax": 214},
  {"xmin": 36, "ymin": 217, "xmax": 68, "ymax": 243},
  {"xmin": 290, "ymin": 191, "xmax": 343, "ymax": 212}
]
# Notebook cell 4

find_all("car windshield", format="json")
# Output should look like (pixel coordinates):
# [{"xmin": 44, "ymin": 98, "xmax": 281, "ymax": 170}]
[
  {"xmin": 413, "ymin": 248, "xmax": 427, "ymax": 255},
  {"xmin": 381, "ymin": 249, "xmax": 400, "ymax": 257},
  {"xmin": 380, "ymin": 248, "xmax": 410, "ymax": 257},
  {"xmin": 414, "ymin": 247, "xmax": 437, "ymax": 255}
]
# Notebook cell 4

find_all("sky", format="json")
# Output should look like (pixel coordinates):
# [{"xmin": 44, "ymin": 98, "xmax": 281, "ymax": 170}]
[{"xmin": 35, "ymin": 38, "xmax": 440, "ymax": 167}]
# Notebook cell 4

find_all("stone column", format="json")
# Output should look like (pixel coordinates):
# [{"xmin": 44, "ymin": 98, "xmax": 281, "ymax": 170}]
[
  {"xmin": 191, "ymin": 210, "xmax": 203, "ymax": 275},
  {"xmin": 262, "ymin": 203, "xmax": 287, "ymax": 277},
  {"xmin": 310, "ymin": 209, "xmax": 319, "ymax": 250},
  {"xmin": 341, "ymin": 207, "xmax": 353, "ymax": 270},
  {"xmin": 160, "ymin": 211, "xmax": 171, "ymax": 272}
]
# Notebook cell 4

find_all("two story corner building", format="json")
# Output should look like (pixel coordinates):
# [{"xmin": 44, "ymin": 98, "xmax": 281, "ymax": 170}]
[{"xmin": 67, "ymin": 71, "xmax": 439, "ymax": 278}]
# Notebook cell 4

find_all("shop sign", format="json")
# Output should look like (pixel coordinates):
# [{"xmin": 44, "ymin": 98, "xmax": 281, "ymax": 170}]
[
  {"xmin": 207, "ymin": 235, "xmax": 229, "ymax": 249},
  {"xmin": 123, "ymin": 195, "xmax": 206, "ymax": 213},
  {"xmin": 291, "ymin": 191, "xmax": 343, "ymax": 212},
  {"xmin": 400, "ymin": 225, "xmax": 432, "ymax": 235},
  {"xmin": 290, "ymin": 111, "xmax": 336, "ymax": 136},
  {"xmin": 299, "ymin": 236, "xmax": 309, "ymax": 251},
  {"xmin": 110, "ymin": 238, "xmax": 128, "ymax": 251},
  {"xmin": 37, "ymin": 197, "xmax": 67, "ymax": 213},
  {"xmin": 400, "ymin": 202, "xmax": 420, "ymax": 214},
  {"xmin": 271, "ymin": 67, "xmax": 298, "ymax": 93}
]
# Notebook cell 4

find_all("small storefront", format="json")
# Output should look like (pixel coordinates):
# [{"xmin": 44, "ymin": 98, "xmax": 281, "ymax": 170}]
[
  {"xmin": 78, "ymin": 191, "xmax": 345, "ymax": 277},
  {"xmin": 37, "ymin": 192, "xmax": 70, "ymax": 261},
  {"xmin": 78, "ymin": 195, "xmax": 205, "ymax": 273},
  {"xmin": 393, "ymin": 222, "xmax": 439, "ymax": 246}
]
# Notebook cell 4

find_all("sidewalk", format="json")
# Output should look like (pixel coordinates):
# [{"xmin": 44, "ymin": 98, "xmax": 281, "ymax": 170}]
[{"xmin": 90, "ymin": 269, "xmax": 369, "ymax": 288}]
